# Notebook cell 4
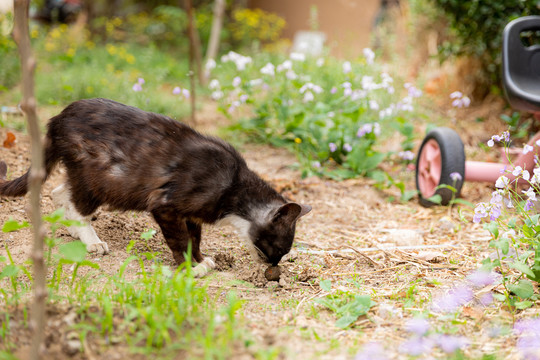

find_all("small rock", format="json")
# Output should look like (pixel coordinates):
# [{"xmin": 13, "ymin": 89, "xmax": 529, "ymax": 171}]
[
  {"xmin": 264, "ymin": 265, "xmax": 281, "ymax": 281},
  {"xmin": 390, "ymin": 229, "xmax": 424, "ymax": 246},
  {"xmin": 438, "ymin": 216, "xmax": 456, "ymax": 231},
  {"xmin": 63, "ymin": 339, "xmax": 81, "ymax": 356}
]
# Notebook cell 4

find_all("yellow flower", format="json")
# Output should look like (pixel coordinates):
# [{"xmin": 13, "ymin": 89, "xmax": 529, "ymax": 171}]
[
  {"xmin": 294, "ymin": 138, "xmax": 302, "ymax": 144},
  {"xmin": 86, "ymin": 86, "xmax": 94, "ymax": 94},
  {"xmin": 125, "ymin": 54, "xmax": 135, "ymax": 64},
  {"xmin": 31, "ymin": 29, "xmax": 38, "ymax": 39},
  {"xmin": 45, "ymin": 41, "xmax": 56, "ymax": 52},
  {"xmin": 66, "ymin": 48, "xmax": 75, "ymax": 57},
  {"xmin": 106, "ymin": 44, "xmax": 117, "ymax": 55}
]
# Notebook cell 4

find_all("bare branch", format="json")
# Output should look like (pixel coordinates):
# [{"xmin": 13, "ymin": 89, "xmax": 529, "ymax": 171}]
[
  {"xmin": 13, "ymin": 1, "xmax": 46, "ymax": 359},
  {"xmin": 204, "ymin": 0, "xmax": 226, "ymax": 82}
]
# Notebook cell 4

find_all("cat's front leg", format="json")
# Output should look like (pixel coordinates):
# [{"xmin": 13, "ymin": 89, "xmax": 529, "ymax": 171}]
[
  {"xmin": 51, "ymin": 184, "xmax": 109, "ymax": 255},
  {"xmin": 152, "ymin": 210, "xmax": 215, "ymax": 277}
]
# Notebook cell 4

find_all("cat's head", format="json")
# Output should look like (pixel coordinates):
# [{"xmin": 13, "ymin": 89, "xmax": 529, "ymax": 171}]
[{"xmin": 249, "ymin": 203, "xmax": 311, "ymax": 266}]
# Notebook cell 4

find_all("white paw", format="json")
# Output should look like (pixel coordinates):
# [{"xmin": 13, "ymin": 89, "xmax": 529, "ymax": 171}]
[
  {"xmin": 192, "ymin": 257, "xmax": 216, "ymax": 278},
  {"xmin": 86, "ymin": 242, "xmax": 109, "ymax": 255}
]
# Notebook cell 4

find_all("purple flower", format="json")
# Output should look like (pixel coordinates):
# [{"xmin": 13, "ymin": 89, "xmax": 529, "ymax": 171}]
[
  {"xmin": 398, "ymin": 151, "xmax": 415, "ymax": 161},
  {"xmin": 514, "ymin": 318, "xmax": 540, "ymax": 359},
  {"xmin": 479, "ymin": 292, "xmax": 493, "ymax": 306},
  {"xmin": 330, "ymin": 86, "xmax": 337, "ymax": 94},
  {"xmin": 173, "ymin": 86, "xmax": 181, "ymax": 95},
  {"xmin": 525, "ymin": 199, "xmax": 535, "ymax": 211},
  {"xmin": 312, "ymin": 161, "xmax": 321, "ymax": 168},
  {"xmin": 357, "ymin": 123, "xmax": 373, "ymax": 137},
  {"xmin": 467, "ymin": 270, "xmax": 495, "ymax": 288},
  {"xmin": 399, "ymin": 337, "xmax": 433, "ymax": 356},
  {"xmin": 405, "ymin": 318, "xmax": 430, "ymax": 336},
  {"xmin": 432, "ymin": 285, "xmax": 473, "ymax": 313},
  {"xmin": 355, "ymin": 342, "xmax": 388, "ymax": 360},
  {"xmin": 450, "ymin": 172, "xmax": 462, "ymax": 182},
  {"xmin": 343, "ymin": 143, "xmax": 353, "ymax": 152},
  {"xmin": 489, "ymin": 205, "xmax": 501, "ymax": 221},
  {"xmin": 132, "ymin": 83, "xmax": 142, "ymax": 92},
  {"xmin": 329, "ymin": 143, "xmax": 337, "ymax": 152},
  {"xmin": 434, "ymin": 335, "xmax": 469, "ymax": 353},
  {"xmin": 473, "ymin": 202, "xmax": 488, "ymax": 223},
  {"xmin": 137, "ymin": 77, "xmax": 145, "ymax": 85}
]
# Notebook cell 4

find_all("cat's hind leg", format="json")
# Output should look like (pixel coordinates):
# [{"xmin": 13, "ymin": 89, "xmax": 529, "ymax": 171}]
[{"xmin": 51, "ymin": 183, "xmax": 109, "ymax": 255}]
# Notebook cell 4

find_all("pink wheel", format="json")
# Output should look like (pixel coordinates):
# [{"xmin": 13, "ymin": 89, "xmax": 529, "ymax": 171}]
[{"xmin": 415, "ymin": 127, "xmax": 465, "ymax": 207}]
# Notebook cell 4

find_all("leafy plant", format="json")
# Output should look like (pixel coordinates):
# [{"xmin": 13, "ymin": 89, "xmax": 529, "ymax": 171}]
[
  {"xmin": 314, "ymin": 279, "xmax": 375, "ymax": 329},
  {"xmin": 472, "ymin": 130, "xmax": 540, "ymax": 308},
  {"xmin": 212, "ymin": 50, "xmax": 422, "ymax": 181}
]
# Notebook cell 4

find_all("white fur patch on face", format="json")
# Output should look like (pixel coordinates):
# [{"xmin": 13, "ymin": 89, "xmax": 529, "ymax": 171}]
[{"xmin": 216, "ymin": 214, "xmax": 263, "ymax": 262}]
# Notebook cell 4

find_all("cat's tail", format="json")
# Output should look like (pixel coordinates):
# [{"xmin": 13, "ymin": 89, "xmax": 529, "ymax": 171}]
[{"xmin": 0, "ymin": 137, "xmax": 59, "ymax": 197}]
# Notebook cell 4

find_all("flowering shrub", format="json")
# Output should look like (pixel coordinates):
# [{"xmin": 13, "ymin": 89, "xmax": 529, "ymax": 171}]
[
  {"xmin": 209, "ymin": 50, "xmax": 421, "ymax": 179},
  {"xmin": 472, "ymin": 131, "xmax": 540, "ymax": 309}
]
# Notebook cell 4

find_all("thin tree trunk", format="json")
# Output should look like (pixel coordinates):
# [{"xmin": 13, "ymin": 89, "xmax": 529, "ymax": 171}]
[
  {"xmin": 185, "ymin": 0, "xmax": 197, "ymax": 125},
  {"xmin": 13, "ymin": 1, "xmax": 47, "ymax": 359},
  {"xmin": 204, "ymin": 0, "xmax": 225, "ymax": 82}
]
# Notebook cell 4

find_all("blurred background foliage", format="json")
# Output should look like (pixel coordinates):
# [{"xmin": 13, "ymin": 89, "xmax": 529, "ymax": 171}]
[{"xmin": 429, "ymin": 0, "xmax": 540, "ymax": 97}]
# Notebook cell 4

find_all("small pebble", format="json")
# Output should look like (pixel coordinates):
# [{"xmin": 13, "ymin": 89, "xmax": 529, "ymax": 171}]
[{"xmin": 264, "ymin": 265, "xmax": 281, "ymax": 281}]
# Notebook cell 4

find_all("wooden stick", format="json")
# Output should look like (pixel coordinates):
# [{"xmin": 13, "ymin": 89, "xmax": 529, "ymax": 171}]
[
  {"xmin": 298, "ymin": 243, "xmax": 456, "ymax": 255},
  {"xmin": 13, "ymin": 1, "xmax": 46, "ymax": 359}
]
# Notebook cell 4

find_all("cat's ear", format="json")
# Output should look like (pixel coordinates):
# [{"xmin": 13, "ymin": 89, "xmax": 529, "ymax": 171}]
[{"xmin": 273, "ymin": 203, "xmax": 312, "ymax": 225}]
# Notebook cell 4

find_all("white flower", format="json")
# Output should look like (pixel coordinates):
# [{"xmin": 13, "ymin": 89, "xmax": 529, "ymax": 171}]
[
  {"xmin": 239, "ymin": 94, "xmax": 249, "ymax": 103},
  {"xmin": 209, "ymin": 79, "xmax": 220, "ymax": 90},
  {"xmin": 369, "ymin": 100, "xmax": 379, "ymax": 110},
  {"xmin": 211, "ymin": 90, "xmax": 223, "ymax": 100},
  {"xmin": 495, "ymin": 175, "xmax": 510, "ymax": 189},
  {"xmin": 316, "ymin": 58, "xmax": 325, "ymax": 67},
  {"xmin": 361, "ymin": 76, "xmax": 375, "ymax": 90},
  {"xmin": 260, "ymin": 63, "xmax": 275, "ymax": 76},
  {"xmin": 450, "ymin": 91, "xmax": 463, "ymax": 99},
  {"xmin": 286, "ymin": 70, "xmax": 298, "ymax": 80},
  {"xmin": 523, "ymin": 144, "xmax": 534, "ymax": 154},
  {"xmin": 487, "ymin": 139, "xmax": 495, "ymax": 147},
  {"xmin": 342, "ymin": 61, "xmax": 352, "ymax": 74},
  {"xmin": 303, "ymin": 91, "xmax": 314, "ymax": 102},
  {"xmin": 277, "ymin": 60, "xmax": 292, "ymax": 72},
  {"xmin": 536, "ymin": 139, "xmax": 540, "ymax": 147},
  {"xmin": 290, "ymin": 52, "xmax": 306, "ymax": 61},
  {"xmin": 232, "ymin": 76, "xmax": 241, "ymax": 87},
  {"xmin": 363, "ymin": 47, "xmax": 375, "ymax": 64},
  {"xmin": 249, "ymin": 78, "xmax": 263, "ymax": 86},
  {"xmin": 523, "ymin": 187, "xmax": 537, "ymax": 201},
  {"xmin": 205, "ymin": 58, "xmax": 216, "ymax": 71},
  {"xmin": 512, "ymin": 166, "xmax": 523, "ymax": 177},
  {"xmin": 523, "ymin": 170, "xmax": 531, "ymax": 181}
]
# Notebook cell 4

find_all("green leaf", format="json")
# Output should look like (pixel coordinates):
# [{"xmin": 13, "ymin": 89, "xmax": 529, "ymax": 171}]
[
  {"xmin": 141, "ymin": 229, "xmax": 157, "ymax": 240},
  {"xmin": 515, "ymin": 300, "xmax": 533, "ymax": 310},
  {"xmin": 0, "ymin": 264, "xmax": 19, "ymax": 279},
  {"xmin": 508, "ymin": 280, "xmax": 534, "ymax": 299},
  {"xmin": 509, "ymin": 261, "xmax": 535, "ymax": 278},
  {"xmin": 43, "ymin": 208, "xmax": 65, "ymax": 223},
  {"xmin": 58, "ymin": 241, "xmax": 88, "ymax": 263},
  {"xmin": 2, "ymin": 219, "xmax": 29, "ymax": 233},
  {"xmin": 427, "ymin": 194, "xmax": 442, "ymax": 205},
  {"xmin": 335, "ymin": 314, "xmax": 357, "ymax": 329},
  {"xmin": 484, "ymin": 222, "xmax": 499, "ymax": 239},
  {"xmin": 319, "ymin": 279, "xmax": 332, "ymax": 292}
]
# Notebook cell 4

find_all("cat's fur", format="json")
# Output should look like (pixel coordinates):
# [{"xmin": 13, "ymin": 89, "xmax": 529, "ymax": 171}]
[{"xmin": 0, "ymin": 98, "xmax": 311, "ymax": 276}]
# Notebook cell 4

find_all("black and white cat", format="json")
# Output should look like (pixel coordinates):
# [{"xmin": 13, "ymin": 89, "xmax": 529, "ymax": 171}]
[{"xmin": 0, "ymin": 98, "xmax": 311, "ymax": 276}]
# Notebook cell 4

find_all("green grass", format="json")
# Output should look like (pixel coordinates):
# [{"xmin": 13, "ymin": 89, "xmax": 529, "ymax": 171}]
[{"xmin": 0, "ymin": 216, "xmax": 274, "ymax": 359}]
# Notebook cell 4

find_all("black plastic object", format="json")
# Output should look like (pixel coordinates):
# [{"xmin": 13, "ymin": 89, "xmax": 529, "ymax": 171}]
[
  {"xmin": 416, "ymin": 127, "xmax": 465, "ymax": 207},
  {"xmin": 502, "ymin": 16, "xmax": 540, "ymax": 112}
]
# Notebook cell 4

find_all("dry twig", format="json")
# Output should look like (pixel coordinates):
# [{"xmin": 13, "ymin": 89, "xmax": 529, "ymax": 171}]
[{"xmin": 13, "ymin": 1, "xmax": 46, "ymax": 359}]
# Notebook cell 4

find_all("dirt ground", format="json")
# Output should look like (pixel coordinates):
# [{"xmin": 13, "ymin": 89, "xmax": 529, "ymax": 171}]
[{"xmin": 0, "ymin": 102, "xmax": 528, "ymax": 359}]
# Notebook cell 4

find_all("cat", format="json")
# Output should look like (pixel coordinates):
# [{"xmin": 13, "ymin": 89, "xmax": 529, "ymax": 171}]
[{"xmin": 0, "ymin": 98, "xmax": 311, "ymax": 276}]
